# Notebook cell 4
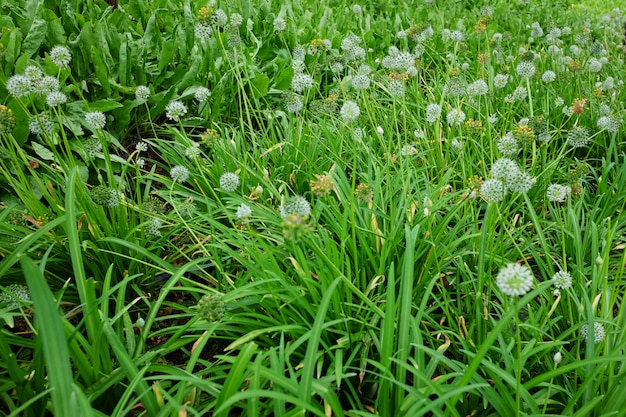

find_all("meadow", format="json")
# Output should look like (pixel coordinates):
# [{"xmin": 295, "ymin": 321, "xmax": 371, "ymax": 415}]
[{"xmin": 1, "ymin": 0, "xmax": 625, "ymax": 415}]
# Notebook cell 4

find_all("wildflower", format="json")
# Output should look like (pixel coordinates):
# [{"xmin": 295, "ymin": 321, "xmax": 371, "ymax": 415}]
[
  {"xmin": 145, "ymin": 217, "xmax": 162, "ymax": 238},
  {"xmin": 542, "ymin": 71, "xmax": 556, "ymax": 83},
  {"xmin": 496, "ymin": 263, "xmax": 534, "ymax": 296},
  {"xmin": 310, "ymin": 174, "xmax": 335, "ymax": 197},
  {"xmin": 50, "ymin": 45, "xmax": 71, "ymax": 68},
  {"xmin": 291, "ymin": 73, "xmax": 314, "ymax": 93},
  {"xmin": 34, "ymin": 76, "xmax": 60, "ymax": 95},
  {"xmin": 491, "ymin": 158, "xmax": 520, "ymax": 185},
  {"xmin": 355, "ymin": 183, "xmax": 373, "ymax": 203},
  {"xmin": 566, "ymin": 126, "xmax": 590, "ymax": 147},
  {"xmin": 493, "ymin": 74, "xmax": 509, "ymax": 89},
  {"xmin": 219, "ymin": 172, "xmax": 240, "ymax": 192},
  {"xmin": 443, "ymin": 77, "xmax": 466, "ymax": 96},
  {"xmin": 516, "ymin": 61, "xmax": 536, "ymax": 78},
  {"xmin": 214, "ymin": 9, "xmax": 227, "ymax": 26},
  {"xmin": 165, "ymin": 100, "xmax": 187, "ymax": 122},
  {"xmin": 273, "ymin": 17, "xmax": 287, "ymax": 32},
  {"xmin": 597, "ymin": 115, "xmax": 622, "ymax": 132},
  {"xmin": 6, "ymin": 75, "xmax": 32, "ymax": 98},
  {"xmin": 599, "ymin": 104, "xmax": 611, "ymax": 117},
  {"xmin": 29, "ymin": 114, "xmax": 55, "ymax": 135},
  {"xmin": 194, "ymin": 87, "xmax": 211, "ymax": 102},
  {"xmin": 352, "ymin": 74, "xmax": 371, "ymax": 90},
  {"xmin": 0, "ymin": 284, "xmax": 31, "ymax": 309},
  {"xmin": 425, "ymin": 104, "xmax": 442, "ymax": 123},
  {"xmin": 546, "ymin": 184, "xmax": 571, "ymax": 202},
  {"xmin": 236, "ymin": 203, "xmax": 252, "ymax": 220},
  {"xmin": 587, "ymin": 58, "xmax": 602, "ymax": 73},
  {"xmin": 480, "ymin": 178, "xmax": 506, "ymax": 203},
  {"xmin": 497, "ymin": 132, "xmax": 519, "ymax": 156},
  {"xmin": 530, "ymin": 22, "xmax": 543, "ymax": 38},
  {"xmin": 280, "ymin": 195, "xmax": 311, "ymax": 219},
  {"xmin": 135, "ymin": 86, "xmax": 150, "ymax": 101},
  {"xmin": 488, "ymin": 114, "xmax": 499, "ymax": 124},
  {"xmin": 85, "ymin": 111, "xmax": 106, "ymax": 130},
  {"xmin": 581, "ymin": 322, "xmax": 605, "ymax": 343},
  {"xmin": 467, "ymin": 79, "xmax": 489, "ymax": 96},
  {"xmin": 376, "ymin": 126, "xmax": 384, "ymax": 135},
  {"xmin": 554, "ymin": 96, "xmax": 565, "ymax": 107},
  {"xmin": 400, "ymin": 144, "xmax": 417, "ymax": 156},
  {"xmin": 185, "ymin": 143, "xmax": 201, "ymax": 158},
  {"xmin": 170, "ymin": 165, "xmax": 190, "ymax": 183},
  {"xmin": 340, "ymin": 101, "xmax": 360, "ymax": 122},
  {"xmin": 552, "ymin": 270, "xmax": 573, "ymax": 290},
  {"xmin": 46, "ymin": 91, "xmax": 67, "ymax": 107},
  {"xmin": 507, "ymin": 172, "xmax": 535, "ymax": 193},
  {"xmin": 195, "ymin": 23, "xmax": 213, "ymax": 39},
  {"xmin": 446, "ymin": 108, "xmax": 466, "ymax": 126},
  {"xmin": 84, "ymin": 137, "xmax": 102, "ymax": 157},
  {"xmin": 387, "ymin": 80, "xmax": 405, "ymax": 97},
  {"xmin": 197, "ymin": 294, "xmax": 225, "ymax": 322},
  {"xmin": 284, "ymin": 94, "xmax": 303, "ymax": 113},
  {"xmin": 135, "ymin": 141, "xmax": 148, "ymax": 152},
  {"xmin": 90, "ymin": 185, "xmax": 119, "ymax": 208},
  {"xmin": 229, "ymin": 13, "xmax": 243, "ymax": 27}
]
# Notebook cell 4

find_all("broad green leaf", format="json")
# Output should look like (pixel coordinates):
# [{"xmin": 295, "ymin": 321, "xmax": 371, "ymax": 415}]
[
  {"xmin": 31, "ymin": 141, "xmax": 55, "ymax": 161},
  {"xmin": 90, "ymin": 46, "xmax": 111, "ymax": 95},
  {"xmin": 21, "ymin": 18, "xmax": 47, "ymax": 57},
  {"xmin": 250, "ymin": 72, "xmax": 270, "ymax": 99}
]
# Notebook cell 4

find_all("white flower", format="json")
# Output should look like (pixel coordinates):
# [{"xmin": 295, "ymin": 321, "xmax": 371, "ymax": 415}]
[
  {"xmin": 552, "ymin": 270, "xmax": 572, "ymax": 289},
  {"xmin": 340, "ymin": 101, "xmax": 360, "ymax": 122},
  {"xmin": 581, "ymin": 322, "xmax": 605, "ymax": 343},
  {"xmin": 170, "ymin": 165, "xmax": 190, "ymax": 183},
  {"xmin": 496, "ymin": 263, "xmax": 534, "ymax": 296},
  {"xmin": 50, "ymin": 45, "xmax": 71, "ymax": 68},
  {"xmin": 236, "ymin": 203, "xmax": 252, "ymax": 220},
  {"xmin": 135, "ymin": 86, "xmax": 151, "ymax": 100},
  {"xmin": 165, "ymin": 100, "xmax": 188, "ymax": 122},
  {"xmin": 194, "ymin": 87, "xmax": 212, "ymax": 102},
  {"xmin": 85, "ymin": 111, "xmax": 106, "ymax": 130},
  {"xmin": 553, "ymin": 351, "xmax": 562, "ymax": 364},
  {"xmin": 219, "ymin": 172, "xmax": 240, "ymax": 192},
  {"xmin": 280, "ymin": 195, "xmax": 311, "ymax": 219}
]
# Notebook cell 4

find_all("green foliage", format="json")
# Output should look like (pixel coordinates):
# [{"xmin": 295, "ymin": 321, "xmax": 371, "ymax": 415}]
[{"xmin": 1, "ymin": 0, "xmax": 625, "ymax": 415}]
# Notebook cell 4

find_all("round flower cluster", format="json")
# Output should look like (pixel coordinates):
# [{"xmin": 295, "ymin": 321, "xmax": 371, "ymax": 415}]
[
  {"xmin": 425, "ymin": 104, "xmax": 442, "ymax": 123},
  {"xmin": 165, "ymin": 100, "xmax": 187, "ymax": 122},
  {"xmin": 493, "ymin": 73, "xmax": 509, "ymax": 89},
  {"xmin": 381, "ymin": 51, "xmax": 415, "ymax": 71},
  {"xmin": 280, "ymin": 195, "xmax": 311, "ymax": 220},
  {"xmin": 170, "ymin": 165, "xmax": 190, "ymax": 183},
  {"xmin": 135, "ymin": 85, "xmax": 151, "ymax": 101},
  {"xmin": 236, "ymin": 203, "xmax": 252, "ymax": 220},
  {"xmin": 197, "ymin": 294, "xmax": 226, "ymax": 322},
  {"xmin": 552, "ymin": 270, "xmax": 573, "ymax": 290},
  {"xmin": 505, "ymin": 86, "xmax": 528, "ymax": 103},
  {"xmin": 352, "ymin": 74, "xmax": 371, "ymax": 90},
  {"xmin": 29, "ymin": 114, "xmax": 55, "ymax": 135},
  {"xmin": 0, "ymin": 284, "xmax": 31, "ymax": 309},
  {"xmin": 273, "ymin": 17, "xmax": 287, "ymax": 32},
  {"xmin": 387, "ymin": 80, "xmax": 405, "ymax": 97},
  {"xmin": 446, "ymin": 108, "xmax": 466, "ymax": 126},
  {"xmin": 496, "ymin": 263, "xmax": 534, "ymax": 296},
  {"xmin": 194, "ymin": 87, "xmax": 212, "ymax": 102},
  {"xmin": 587, "ymin": 58, "xmax": 602, "ymax": 73},
  {"xmin": 542, "ymin": 70, "xmax": 556, "ymax": 83},
  {"xmin": 480, "ymin": 178, "xmax": 506, "ymax": 203},
  {"xmin": 194, "ymin": 23, "xmax": 213, "ymax": 40},
  {"xmin": 497, "ymin": 132, "xmax": 519, "ymax": 155},
  {"xmin": 597, "ymin": 115, "xmax": 622, "ymax": 132},
  {"xmin": 46, "ymin": 91, "xmax": 67, "ymax": 107},
  {"xmin": 90, "ymin": 185, "xmax": 119, "ymax": 208},
  {"xmin": 340, "ymin": 100, "xmax": 360, "ymax": 122},
  {"xmin": 581, "ymin": 322, "xmax": 605, "ymax": 343},
  {"xmin": 219, "ymin": 172, "xmax": 240, "ymax": 192},
  {"xmin": 145, "ymin": 217, "xmax": 162, "ymax": 238},
  {"xmin": 467, "ymin": 79, "xmax": 489, "ymax": 96},
  {"xmin": 284, "ymin": 94, "xmax": 303, "ymax": 113},
  {"xmin": 85, "ymin": 111, "xmax": 106, "ymax": 130},
  {"xmin": 6, "ymin": 75, "xmax": 33, "ymax": 98},
  {"xmin": 291, "ymin": 73, "xmax": 314, "ymax": 93},
  {"xmin": 516, "ymin": 61, "xmax": 536, "ymax": 78},
  {"xmin": 566, "ymin": 126, "xmax": 590, "ymax": 147},
  {"xmin": 50, "ymin": 45, "xmax": 72, "ymax": 68},
  {"xmin": 546, "ymin": 184, "xmax": 572, "ymax": 202}
]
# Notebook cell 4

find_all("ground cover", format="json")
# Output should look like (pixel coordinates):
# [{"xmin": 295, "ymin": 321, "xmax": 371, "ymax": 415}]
[{"xmin": 0, "ymin": 0, "xmax": 625, "ymax": 415}]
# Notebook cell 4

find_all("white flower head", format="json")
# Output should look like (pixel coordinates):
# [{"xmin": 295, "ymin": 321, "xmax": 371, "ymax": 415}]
[{"xmin": 496, "ymin": 263, "xmax": 534, "ymax": 296}]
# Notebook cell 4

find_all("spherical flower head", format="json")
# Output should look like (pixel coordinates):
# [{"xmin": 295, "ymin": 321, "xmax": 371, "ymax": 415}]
[
  {"xmin": 145, "ymin": 217, "xmax": 162, "ymax": 238},
  {"xmin": 273, "ymin": 17, "xmax": 287, "ymax": 32},
  {"xmin": 587, "ymin": 58, "xmax": 602, "ymax": 73},
  {"xmin": 581, "ymin": 322, "xmax": 605, "ymax": 343},
  {"xmin": 170, "ymin": 165, "xmax": 190, "ymax": 183},
  {"xmin": 496, "ymin": 263, "xmax": 534, "ymax": 296},
  {"xmin": 425, "ymin": 103, "xmax": 442, "ymax": 123},
  {"xmin": 497, "ymin": 133, "xmax": 519, "ymax": 156},
  {"xmin": 229, "ymin": 13, "xmax": 243, "ymax": 27},
  {"xmin": 340, "ymin": 100, "xmax": 360, "ymax": 122},
  {"xmin": 0, "ymin": 284, "xmax": 31, "ymax": 309},
  {"xmin": 135, "ymin": 86, "xmax": 151, "ymax": 101},
  {"xmin": 90, "ymin": 185, "xmax": 119, "ymax": 208},
  {"xmin": 236, "ymin": 203, "xmax": 252, "ymax": 220},
  {"xmin": 597, "ymin": 115, "xmax": 622, "ymax": 133},
  {"xmin": 34, "ymin": 76, "xmax": 60, "ymax": 95},
  {"xmin": 280, "ymin": 195, "xmax": 311, "ymax": 219},
  {"xmin": 566, "ymin": 126, "xmax": 590, "ymax": 147},
  {"xmin": 50, "ymin": 45, "xmax": 71, "ymax": 68},
  {"xmin": 552, "ymin": 270, "xmax": 573, "ymax": 290},
  {"xmin": 480, "ymin": 178, "xmax": 506, "ymax": 203},
  {"xmin": 7, "ymin": 75, "xmax": 32, "ymax": 98},
  {"xmin": 491, "ymin": 158, "xmax": 521, "ymax": 184},
  {"xmin": 195, "ymin": 23, "xmax": 213, "ymax": 39},
  {"xmin": 219, "ymin": 172, "xmax": 240, "ymax": 192},
  {"xmin": 85, "ymin": 111, "xmax": 106, "ymax": 130},
  {"xmin": 284, "ymin": 94, "xmax": 303, "ymax": 113},
  {"xmin": 135, "ymin": 141, "xmax": 148, "ymax": 152},
  {"xmin": 387, "ymin": 79, "xmax": 405, "ymax": 97},
  {"xmin": 46, "ymin": 91, "xmax": 67, "ymax": 107},
  {"xmin": 493, "ymin": 73, "xmax": 509, "ymax": 89},
  {"xmin": 467, "ymin": 79, "xmax": 489, "ymax": 96},
  {"xmin": 546, "ymin": 184, "xmax": 571, "ymax": 202},
  {"xmin": 29, "ymin": 114, "xmax": 55, "ymax": 135},
  {"xmin": 194, "ymin": 87, "xmax": 212, "ymax": 102},
  {"xmin": 446, "ymin": 108, "xmax": 466, "ymax": 126},
  {"xmin": 351, "ymin": 74, "xmax": 371, "ymax": 90},
  {"xmin": 291, "ymin": 73, "xmax": 314, "ymax": 93},
  {"xmin": 185, "ymin": 142, "xmax": 201, "ymax": 158},
  {"xmin": 197, "ymin": 294, "xmax": 225, "ymax": 322},
  {"xmin": 165, "ymin": 100, "xmax": 187, "ymax": 122},
  {"xmin": 542, "ymin": 70, "xmax": 556, "ymax": 83},
  {"xmin": 507, "ymin": 172, "xmax": 536, "ymax": 193}
]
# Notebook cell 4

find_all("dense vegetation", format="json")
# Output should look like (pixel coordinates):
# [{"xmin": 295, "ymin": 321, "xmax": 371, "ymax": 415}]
[{"xmin": 1, "ymin": 0, "xmax": 625, "ymax": 415}]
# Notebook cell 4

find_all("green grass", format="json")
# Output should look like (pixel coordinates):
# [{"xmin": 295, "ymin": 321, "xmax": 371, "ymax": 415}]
[{"xmin": 1, "ymin": 0, "xmax": 625, "ymax": 415}]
